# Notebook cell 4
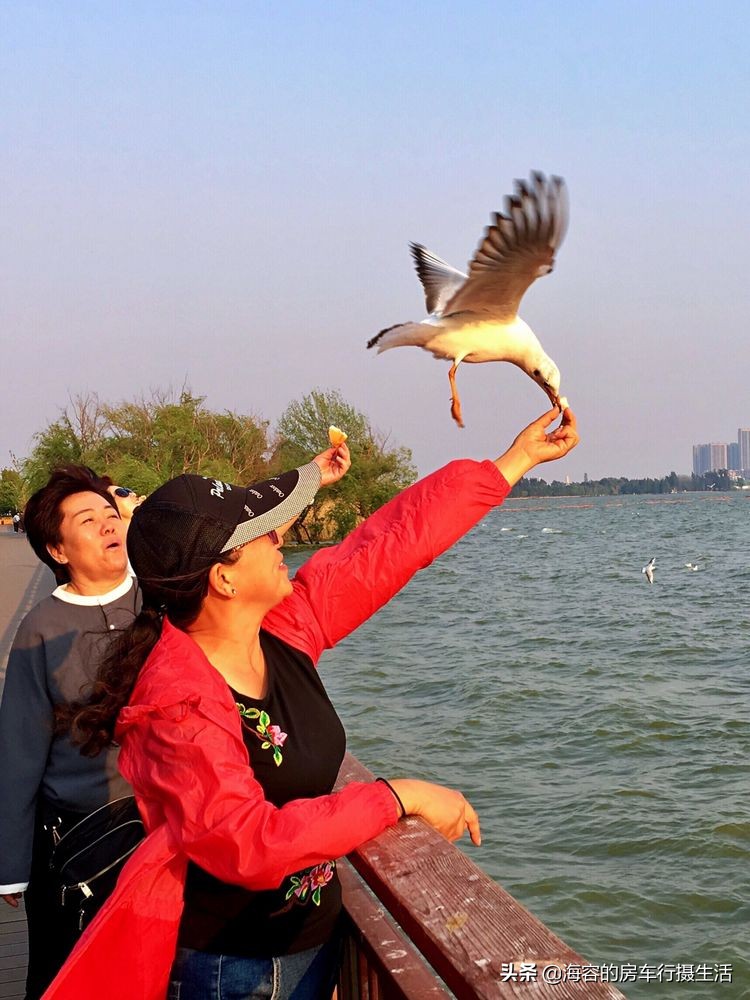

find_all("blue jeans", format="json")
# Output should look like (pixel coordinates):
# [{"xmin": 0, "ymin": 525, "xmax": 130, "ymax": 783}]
[{"xmin": 167, "ymin": 935, "xmax": 340, "ymax": 1000}]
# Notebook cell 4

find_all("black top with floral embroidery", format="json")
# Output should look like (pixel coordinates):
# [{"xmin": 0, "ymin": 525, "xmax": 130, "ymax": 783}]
[{"xmin": 177, "ymin": 629, "xmax": 347, "ymax": 957}]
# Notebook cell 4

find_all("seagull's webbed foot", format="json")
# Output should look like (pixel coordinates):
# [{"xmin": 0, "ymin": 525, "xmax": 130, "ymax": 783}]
[{"xmin": 448, "ymin": 361, "xmax": 465, "ymax": 428}]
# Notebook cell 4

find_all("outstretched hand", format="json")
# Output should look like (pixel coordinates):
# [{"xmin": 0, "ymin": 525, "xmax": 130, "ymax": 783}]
[
  {"xmin": 495, "ymin": 406, "xmax": 579, "ymax": 486},
  {"xmin": 312, "ymin": 442, "xmax": 352, "ymax": 487},
  {"xmin": 514, "ymin": 405, "xmax": 579, "ymax": 465}
]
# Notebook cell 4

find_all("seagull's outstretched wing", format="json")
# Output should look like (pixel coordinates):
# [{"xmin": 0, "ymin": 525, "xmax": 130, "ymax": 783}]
[
  {"xmin": 409, "ymin": 243, "xmax": 467, "ymax": 315},
  {"xmin": 443, "ymin": 172, "xmax": 568, "ymax": 321}
]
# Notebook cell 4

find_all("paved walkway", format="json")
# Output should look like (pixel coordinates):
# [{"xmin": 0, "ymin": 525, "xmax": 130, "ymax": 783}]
[{"xmin": 0, "ymin": 528, "xmax": 55, "ymax": 999}]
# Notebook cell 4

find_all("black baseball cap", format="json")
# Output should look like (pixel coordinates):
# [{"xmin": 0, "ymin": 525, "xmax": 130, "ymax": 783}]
[{"xmin": 127, "ymin": 462, "xmax": 321, "ymax": 584}]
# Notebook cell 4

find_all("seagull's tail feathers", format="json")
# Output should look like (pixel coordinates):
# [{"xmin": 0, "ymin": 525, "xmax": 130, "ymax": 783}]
[{"xmin": 367, "ymin": 321, "xmax": 434, "ymax": 353}]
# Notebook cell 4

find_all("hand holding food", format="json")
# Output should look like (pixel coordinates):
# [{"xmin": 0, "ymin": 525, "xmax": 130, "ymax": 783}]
[
  {"xmin": 328, "ymin": 425, "xmax": 348, "ymax": 447},
  {"xmin": 493, "ymin": 406, "xmax": 579, "ymax": 486},
  {"xmin": 313, "ymin": 437, "xmax": 352, "ymax": 487}
]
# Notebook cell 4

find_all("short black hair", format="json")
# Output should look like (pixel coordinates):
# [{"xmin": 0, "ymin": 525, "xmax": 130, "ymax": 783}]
[{"xmin": 24, "ymin": 466, "xmax": 118, "ymax": 584}]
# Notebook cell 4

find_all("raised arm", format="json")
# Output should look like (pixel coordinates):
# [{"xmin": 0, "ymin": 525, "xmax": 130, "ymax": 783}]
[
  {"xmin": 264, "ymin": 457, "xmax": 509, "ymax": 661},
  {"xmin": 264, "ymin": 406, "xmax": 578, "ymax": 662}
]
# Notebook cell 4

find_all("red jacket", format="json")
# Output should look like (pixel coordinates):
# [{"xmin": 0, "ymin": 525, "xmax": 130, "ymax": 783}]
[{"xmin": 42, "ymin": 459, "xmax": 510, "ymax": 999}]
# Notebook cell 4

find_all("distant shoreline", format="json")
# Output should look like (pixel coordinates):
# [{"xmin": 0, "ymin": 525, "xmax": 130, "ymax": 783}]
[{"xmin": 508, "ymin": 488, "xmax": 749, "ymax": 501}]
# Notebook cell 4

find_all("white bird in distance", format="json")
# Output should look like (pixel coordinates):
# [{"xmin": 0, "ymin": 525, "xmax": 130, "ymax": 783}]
[
  {"xmin": 642, "ymin": 557, "xmax": 656, "ymax": 585},
  {"xmin": 367, "ymin": 171, "xmax": 568, "ymax": 427}
]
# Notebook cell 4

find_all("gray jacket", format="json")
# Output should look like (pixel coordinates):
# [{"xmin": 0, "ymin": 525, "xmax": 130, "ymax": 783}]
[{"xmin": 0, "ymin": 578, "xmax": 139, "ymax": 888}]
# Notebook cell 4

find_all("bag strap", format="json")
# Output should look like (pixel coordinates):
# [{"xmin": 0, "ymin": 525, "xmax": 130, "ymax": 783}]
[{"xmin": 39, "ymin": 800, "xmax": 90, "ymax": 849}]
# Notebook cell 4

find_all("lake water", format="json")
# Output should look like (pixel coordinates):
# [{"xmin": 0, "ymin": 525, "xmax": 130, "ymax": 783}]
[{"xmin": 288, "ymin": 491, "xmax": 749, "ymax": 999}]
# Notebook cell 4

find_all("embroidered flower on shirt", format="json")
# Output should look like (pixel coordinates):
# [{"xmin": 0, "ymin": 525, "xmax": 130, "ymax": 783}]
[
  {"xmin": 285, "ymin": 861, "xmax": 336, "ymax": 907},
  {"xmin": 266, "ymin": 724, "xmax": 287, "ymax": 747},
  {"xmin": 236, "ymin": 704, "xmax": 288, "ymax": 766}
]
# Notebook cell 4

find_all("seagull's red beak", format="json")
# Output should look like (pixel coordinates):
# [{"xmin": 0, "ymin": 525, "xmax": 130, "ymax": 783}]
[{"xmin": 544, "ymin": 384, "xmax": 560, "ymax": 409}]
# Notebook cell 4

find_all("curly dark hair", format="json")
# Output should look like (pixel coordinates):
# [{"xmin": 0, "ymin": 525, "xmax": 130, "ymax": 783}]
[
  {"xmin": 24, "ymin": 465, "xmax": 117, "ymax": 584},
  {"xmin": 59, "ymin": 548, "xmax": 242, "ymax": 756}
]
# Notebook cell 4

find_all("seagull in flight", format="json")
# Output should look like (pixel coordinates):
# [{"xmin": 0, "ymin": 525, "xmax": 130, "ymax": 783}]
[
  {"xmin": 367, "ymin": 171, "xmax": 568, "ymax": 427},
  {"xmin": 642, "ymin": 557, "xmax": 656, "ymax": 585}
]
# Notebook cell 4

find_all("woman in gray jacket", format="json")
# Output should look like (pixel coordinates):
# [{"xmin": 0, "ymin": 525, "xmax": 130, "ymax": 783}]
[{"xmin": 0, "ymin": 465, "xmax": 138, "ymax": 999}]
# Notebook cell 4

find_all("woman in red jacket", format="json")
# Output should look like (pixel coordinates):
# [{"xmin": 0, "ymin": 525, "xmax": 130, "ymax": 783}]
[{"xmin": 53, "ymin": 405, "xmax": 578, "ymax": 1000}]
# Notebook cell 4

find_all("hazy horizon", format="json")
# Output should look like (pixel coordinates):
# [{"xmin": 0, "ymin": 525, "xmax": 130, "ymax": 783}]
[{"xmin": 3, "ymin": 2, "xmax": 749, "ymax": 482}]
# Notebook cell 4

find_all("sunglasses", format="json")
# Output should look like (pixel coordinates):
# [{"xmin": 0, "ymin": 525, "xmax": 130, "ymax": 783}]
[
  {"xmin": 232, "ymin": 529, "xmax": 281, "ymax": 556},
  {"xmin": 113, "ymin": 487, "xmax": 135, "ymax": 498}
]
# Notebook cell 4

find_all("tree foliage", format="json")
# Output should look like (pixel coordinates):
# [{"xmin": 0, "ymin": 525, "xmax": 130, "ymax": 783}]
[
  {"xmin": 15, "ymin": 387, "xmax": 416, "ymax": 542},
  {"xmin": 511, "ymin": 469, "xmax": 740, "ymax": 497},
  {"xmin": 93, "ymin": 391, "xmax": 269, "ymax": 492},
  {"xmin": 21, "ymin": 390, "xmax": 269, "ymax": 498},
  {"xmin": 24, "ymin": 418, "xmax": 84, "ymax": 493},
  {"xmin": 273, "ymin": 389, "xmax": 416, "ymax": 541},
  {"xmin": 0, "ymin": 469, "xmax": 26, "ymax": 514}
]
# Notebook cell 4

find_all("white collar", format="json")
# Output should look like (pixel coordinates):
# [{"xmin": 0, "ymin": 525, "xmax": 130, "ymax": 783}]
[{"xmin": 53, "ymin": 574, "xmax": 135, "ymax": 606}]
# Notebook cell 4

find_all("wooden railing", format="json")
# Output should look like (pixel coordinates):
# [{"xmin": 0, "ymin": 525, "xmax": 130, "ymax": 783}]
[{"xmin": 336, "ymin": 754, "xmax": 626, "ymax": 999}]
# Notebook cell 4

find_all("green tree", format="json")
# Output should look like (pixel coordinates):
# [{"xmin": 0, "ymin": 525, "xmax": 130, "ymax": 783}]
[
  {"xmin": 23, "ymin": 392, "xmax": 111, "ymax": 491},
  {"xmin": 17, "ymin": 387, "xmax": 416, "ymax": 541},
  {"xmin": 704, "ymin": 469, "xmax": 731, "ymax": 492},
  {"xmin": 274, "ymin": 389, "xmax": 416, "ymax": 541},
  {"xmin": 0, "ymin": 469, "xmax": 27, "ymax": 514},
  {"xmin": 24, "ymin": 418, "xmax": 84, "ymax": 492},
  {"xmin": 22, "ymin": 389, "xmax": 270, "ymax": 498},
  {"xmin": 511, "ymin": 470, "xmax": 710, "ymax": 498},
  {"xmin": 92, "ymin": 391, "xmax": 269, "ymax": 492}
]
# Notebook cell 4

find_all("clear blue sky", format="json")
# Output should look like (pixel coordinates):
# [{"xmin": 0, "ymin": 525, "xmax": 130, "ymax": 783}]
[{"xmin": 2, "ymin": 1, "xmax": 749, "ymax": 480}]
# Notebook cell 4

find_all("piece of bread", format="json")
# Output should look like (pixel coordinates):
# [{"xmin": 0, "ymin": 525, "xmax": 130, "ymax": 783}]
[{"xmin": 328, "ymin": 425, "xmax": 348, "ymax": 447}]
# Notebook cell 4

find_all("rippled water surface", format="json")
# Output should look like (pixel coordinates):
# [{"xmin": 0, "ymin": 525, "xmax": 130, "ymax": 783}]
[{"xmin": 288, "ymin": 492, "xmax": 749, "ymax": 999}]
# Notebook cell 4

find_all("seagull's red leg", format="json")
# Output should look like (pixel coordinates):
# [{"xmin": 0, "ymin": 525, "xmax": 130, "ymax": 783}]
[{"xmin": 448, "ymin": 361, "xmax": 464, "ymax": 428}]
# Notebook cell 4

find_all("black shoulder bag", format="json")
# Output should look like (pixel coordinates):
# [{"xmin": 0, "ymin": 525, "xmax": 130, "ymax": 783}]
[{"xmin": 46, "ymin": 795, "xmax": 145, "ymax": 931}]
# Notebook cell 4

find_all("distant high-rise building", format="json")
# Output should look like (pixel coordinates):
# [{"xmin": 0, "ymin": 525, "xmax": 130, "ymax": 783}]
[
  {"xmin": 739, "ymin": 428, "xmax": 750, "ymax": 476},
  {"xmin": 728, "ymin": 442, "xmax": 740, "ymax": 471},
  {"xmin": 709, "ymin": 443, "xmax": 728, "ymax": 471},
  {"xmin": 693, "ymin": 444, "xmax": 711, "ymax": 476},
  {"xmin": 692, "ymin": 443, "xmax": 729, "ymax": 475}
]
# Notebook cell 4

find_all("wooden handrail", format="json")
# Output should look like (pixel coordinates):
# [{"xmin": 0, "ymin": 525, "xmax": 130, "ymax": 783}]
[
  {"xmin": 336, "ymin": 754, "xmax": 626, "ymax": 999},
  {"xmin": 337, "ymin": 860, "xmax": 451, "ymax": 998}
]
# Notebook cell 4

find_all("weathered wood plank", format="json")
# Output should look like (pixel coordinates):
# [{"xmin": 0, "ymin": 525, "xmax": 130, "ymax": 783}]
[
  {"xmin": 0, "ymin": 980, "xmax": 26, "ymax": 999},
  {"xmin": 0, "ymin": 894, "xmax": 26, "ymax": 998},
  {"xmin": 338, "ymin": 860, "xmax": 451, "ymax": 999},
  {"xmin": 338, "ymin": 754, "xmax": 626, "ymax": 999},
  {"xmin": 0, "ymin": 936, "xmax": 24, "ymax": 950},
  {"xmin": 0, "ymin": 945, "xmax": 26, "ymax": 960},
  {"xmin": 0, "ymin": 954, "xmax": 27, "ymax": 972}
]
